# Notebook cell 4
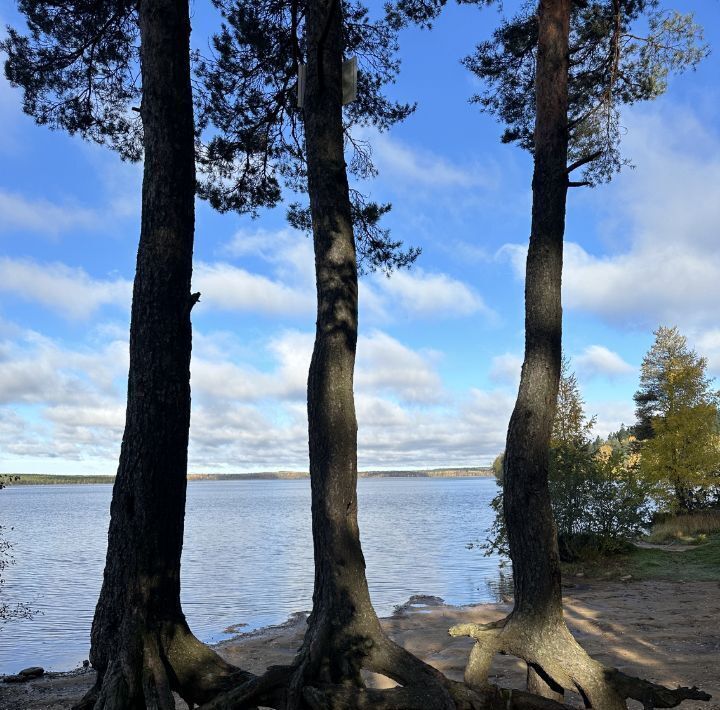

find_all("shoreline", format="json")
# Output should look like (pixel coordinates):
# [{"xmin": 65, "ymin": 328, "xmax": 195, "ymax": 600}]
[
  {"xmin": 2, "ymin": 469, "xmax": 494, "ymax": 485},
  {"xmin": 2, "ymin": 579, "xmax": 718, "ymax": 709}
]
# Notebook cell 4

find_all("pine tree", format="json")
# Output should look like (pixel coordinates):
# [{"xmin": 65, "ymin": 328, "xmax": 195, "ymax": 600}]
[
  {"xmin": 549, "ymin": 359, "xmax": 597, "ymax": 546},
  {"xmin": 195, "ymin": 0, "xmax": 420, "ymax": 274},
  {"xmin": 431, "ymin": 0, "xmax": 709, "ymax": 705},
  {"xmin": 634, "ymin": 326, "xmax": 720, "ymax": 512},
  {"xmin": 3, "ymin": 3, "xmax": 244, "ymax": 706}
]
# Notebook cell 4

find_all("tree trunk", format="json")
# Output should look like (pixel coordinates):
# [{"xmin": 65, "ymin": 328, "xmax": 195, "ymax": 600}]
[
  {"xmin": 287, "ymin": 0, "xmax": 455, "ymax": 705},
  {"xmin": 504, "ymin": 0, "xmax": 569, "ymax": 630},
  {"xmin": 301, "ymin": 0, "xmax": 378, "ymax": 683},
  {"xmin": 449, "ymin": 2, "xmax": 710, "ymax": 707},
  {"xmin": 76, "ymin": 1, "xmax": 245, "ymax": 707}
]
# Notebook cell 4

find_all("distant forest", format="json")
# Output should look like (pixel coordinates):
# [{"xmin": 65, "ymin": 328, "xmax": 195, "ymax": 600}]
[{"xmin": 7, "ymin": 468, "xmax": 493, "ymax": 485}]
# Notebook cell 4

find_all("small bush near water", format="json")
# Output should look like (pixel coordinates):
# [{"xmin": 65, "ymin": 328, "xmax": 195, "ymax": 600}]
[{"xmin": 484, "ymin": 361, "xmax": 650, "ymax": 564}]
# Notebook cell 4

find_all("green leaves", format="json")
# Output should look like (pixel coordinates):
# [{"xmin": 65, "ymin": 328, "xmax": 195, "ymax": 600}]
[
  {"xmin": 485, "ymin": 361, "xmax": 651, "ymax": 561},
  {"xmin": 634, "ymin": 326, "xmax": 720, "ymax": 512}
]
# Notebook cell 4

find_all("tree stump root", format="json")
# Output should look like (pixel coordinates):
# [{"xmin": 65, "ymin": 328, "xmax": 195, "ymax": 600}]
[
  {"xmin": 195, "ymin": 625, "xmax": 575, "ymax": 710},
  {"xmin": 449, "ymin": 614, "xmax": 711, "ymax": 710},
  {"xmin": 73, "ymin": 621, "xmax": 250, "ymax": 710}
]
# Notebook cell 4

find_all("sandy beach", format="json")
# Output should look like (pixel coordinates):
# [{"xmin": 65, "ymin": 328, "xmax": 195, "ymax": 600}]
[{"xmin": 2, "ymin": 578, "xmax": 718, "ymax": 709}]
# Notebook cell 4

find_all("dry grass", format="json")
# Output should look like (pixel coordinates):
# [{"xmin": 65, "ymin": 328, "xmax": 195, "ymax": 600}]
[{"xmin": 646, "ymin": 509, "xmax": 720, "ymax": 544}]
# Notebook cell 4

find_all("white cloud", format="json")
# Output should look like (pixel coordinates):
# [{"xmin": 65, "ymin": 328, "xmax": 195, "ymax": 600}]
[
  {"xmin": 356, "ymin": 331, "xmax": 443, "ymax": 403},
  {"xmin": 370, "ymin": 132, "xmax": 483, "ymax": 189},
  {"xmin": 0, "ymin": 258, "xmax": 131, "ymax": 320},
  {"xmin": 221, "ymin": 227, "xmax": 316, "ymax": 283},
  {"xmin": 575, "ymin": 345, "xmax": 634, "ymax": 379},
  {"xmin": 0, "ymin": 326, "xmax": 128, "ymax": 463},
  {"xmin": 591, "ymin": 400, "xmax": 636, "ymax": 440},
  {"xmin": 190, "ymin": 330, "xmax": 312, "ymax": 404},
  {"xmin": 489, "ymin": 353, "xmax": 522, "ymax": 386},
  {"xmin": 562, "ymin": 242, "xmax": 720, "ymax": 328},
  {"xmin": 193, "ymin": 262, "xmax": 315, "ymax": 316},
  {"xmin": 355, "ymin": 387, "xmax": 514, "ymax": 467},
  {"xmin": 191, "ymin": 329, "xmax": 442, "ymax": 406},
  {"xmin": 266, "ymin": 331, "xmax": 314, "ymax": 398},
  {"xmin": 369, "ymin": 268, "xmax": 492, "ymax": 320},
  {"xmin": 0, "ymin": 321, "xmax": 515, "ymax": 471},
  {"xmin": 0, "ymin": 189, "xmax": 101, "ymax": 235},
  {"xmin": 499, "ymin": 106, "xmax": 720, "ymax": 331},
  {"xmin": 191, "ymin": 226, "xmax": 318, "ymax": 318},
  {"xmin": 211, "ymin": 227, "xmax": 491, "ymax": 323},
  {"xmin": 692, "ymin": 330, "xmax": 720, "ymax": 376}
]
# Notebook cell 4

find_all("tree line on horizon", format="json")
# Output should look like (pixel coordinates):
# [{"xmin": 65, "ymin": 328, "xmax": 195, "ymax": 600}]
[{"xmin": 1, "ymin": 0, "xmax": 711, "ymax": 709}]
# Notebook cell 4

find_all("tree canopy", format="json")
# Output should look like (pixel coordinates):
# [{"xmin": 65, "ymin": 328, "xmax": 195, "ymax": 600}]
[
  {"xmin": 634, "ymin": 325, "xmax": 720, "ymax": 512},
  {"xmin": 463, "ymin": 0, "xmax": 706, "ymax": 184},
  {"xmin": 196, "ymin": 0, "xmax": 420, "ymax": 273},
  {"xmin": 2, "ymin": 0, "xmax": 142, "ymax": 160}
]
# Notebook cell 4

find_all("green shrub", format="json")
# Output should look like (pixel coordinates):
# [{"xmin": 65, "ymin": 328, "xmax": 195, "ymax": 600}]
[{"xmin": 483, "ymin": 360, "xmax": 651, "ymax": 563}]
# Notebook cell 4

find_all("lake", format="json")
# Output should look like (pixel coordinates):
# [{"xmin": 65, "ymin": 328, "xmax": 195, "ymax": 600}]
[{"xmin": 0, "ymin": 477, "xmax": 506, "ymax": 675}]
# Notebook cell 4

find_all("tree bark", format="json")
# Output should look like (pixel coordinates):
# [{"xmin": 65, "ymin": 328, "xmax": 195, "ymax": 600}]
[
  {"xmin": 285, "ymin": 0, "xmax": 454, "ymax": 704},
  {"xmin": 449, "ymin": 2, "xmax": 710, "ymax": 708},
  {"xmin": 451, "ymin": 4, "xmax": 628, "ymax": 707},
  {"xmin": 300, "ymin": 0, "xmax": 381, "ymax": 683},
  {"xmin": 75, "ymin": 1, "xmax": 246, "ymax": 707},
  {"xmin": 504, "ymin": 0, "xmax": 569, "ymax": 629}
]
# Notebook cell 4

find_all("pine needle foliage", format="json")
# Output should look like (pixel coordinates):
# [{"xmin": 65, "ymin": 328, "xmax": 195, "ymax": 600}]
[
  {"xmin": 2, "ymin": 1, "xmax": 142, "ymax": 160},
  {"xmin": 195, "ymin": 0, "xmax": 421, "ymax": 274},
  {"xmin": 388, "ymin": 0, "xmax": 706, "ymax": 185},
  {"xmin": 463, "ymin": 0, "xmax": 707, "ymax": 185}
]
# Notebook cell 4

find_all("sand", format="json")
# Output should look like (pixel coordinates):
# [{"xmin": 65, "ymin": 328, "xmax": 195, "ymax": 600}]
[{"xmin": 2, "ymin": 578, "xmax": 718, "ymax": 710}]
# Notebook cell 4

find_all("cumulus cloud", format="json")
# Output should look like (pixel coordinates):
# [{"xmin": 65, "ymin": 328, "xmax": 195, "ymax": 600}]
[
  {"xmin": 191, "ymin": 330, "xmax": 312, "ymax": 404},
  {"xmin": 220, "ymin": 226, "xmax": 316, "ymax": 284},
  {"xmin": 206, "ymin": 226, "xmax": 490, "ymax": 323},
  {"xmin": 193, "ymin": 262, "xmax": 315, "ymax": 316},
  {"xmin": 356, "ymin": 331, "xmax": 443, "ymax": 403},
  {"xmin": 369, "ymin": 132, "xmax": 483, "ymax": 189},
  {"xmin": 591, "ymin": 399, "xmax": 636, "ymax": 439},
  {"xmin": 562, "ymin": 242, "xmax": 720, "ymax": 328},
  {"xmin": 0, "ymin": 258, "xmax": 131, "ymax": 320},
  {"xmin": 0, "ymin": 189, "xmax": 102, "ymax": 235},
  {"xmin": 575, "ymin": 345, "xmax": 634, "ymax": 379},
  {"xmin": 188, "ymin": 330, "xmax": 510, "ymax": 470},
  {"xmin": 499, "ymin": 106, "xmax": 720, "ymax": 331},
  {"xmin": 489, "ymin": 353, "xmax": 522, "ymax": 386},
  {"xmin": 191, "ymin": 228, "xmax": 317, "ymax": 318},
  {"xmin": 0, "ymin": 327, "xmax": 128, "ymax": 463},
  {"xmin": 367, "ymin": 268, "xmax": 493, "ymax": 320},
  {"xmin": 355, "ymin": 387, "xmax": 514, "ymax": 467},
  {"xmin": 191, "ymin": 329, "xmax": 442, "ymax": 407},
  {"xmin": 0, "ymin": 321, "xmax": 514, "ymax": 471}
]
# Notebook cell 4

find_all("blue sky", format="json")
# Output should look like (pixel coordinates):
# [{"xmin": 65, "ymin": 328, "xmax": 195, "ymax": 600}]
[{"xmin": 1, "ymin": 0, "xmax": 719, "ymax": 474}]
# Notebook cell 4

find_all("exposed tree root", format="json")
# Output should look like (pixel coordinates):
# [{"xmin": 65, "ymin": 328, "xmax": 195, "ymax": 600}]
[
  {"xmin": 450, "ymin": 612, "xmax": 711, "ymax": 710},
  {"xmin": 301, "ymin": 682, "xmax": 576, "ymax": 709},
  {"xmin": 74, "ymin": 620, "xmax": 250, "ymax": 710},
  {"xmin": 195, "ymin": 618, "xmax": 579, "ymax": 710}
]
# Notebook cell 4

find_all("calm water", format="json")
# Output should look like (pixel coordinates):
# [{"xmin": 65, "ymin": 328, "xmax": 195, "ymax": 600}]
[{"xmin": 0, "ymin": 477, "xmax": 505, "ymax": 675}]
